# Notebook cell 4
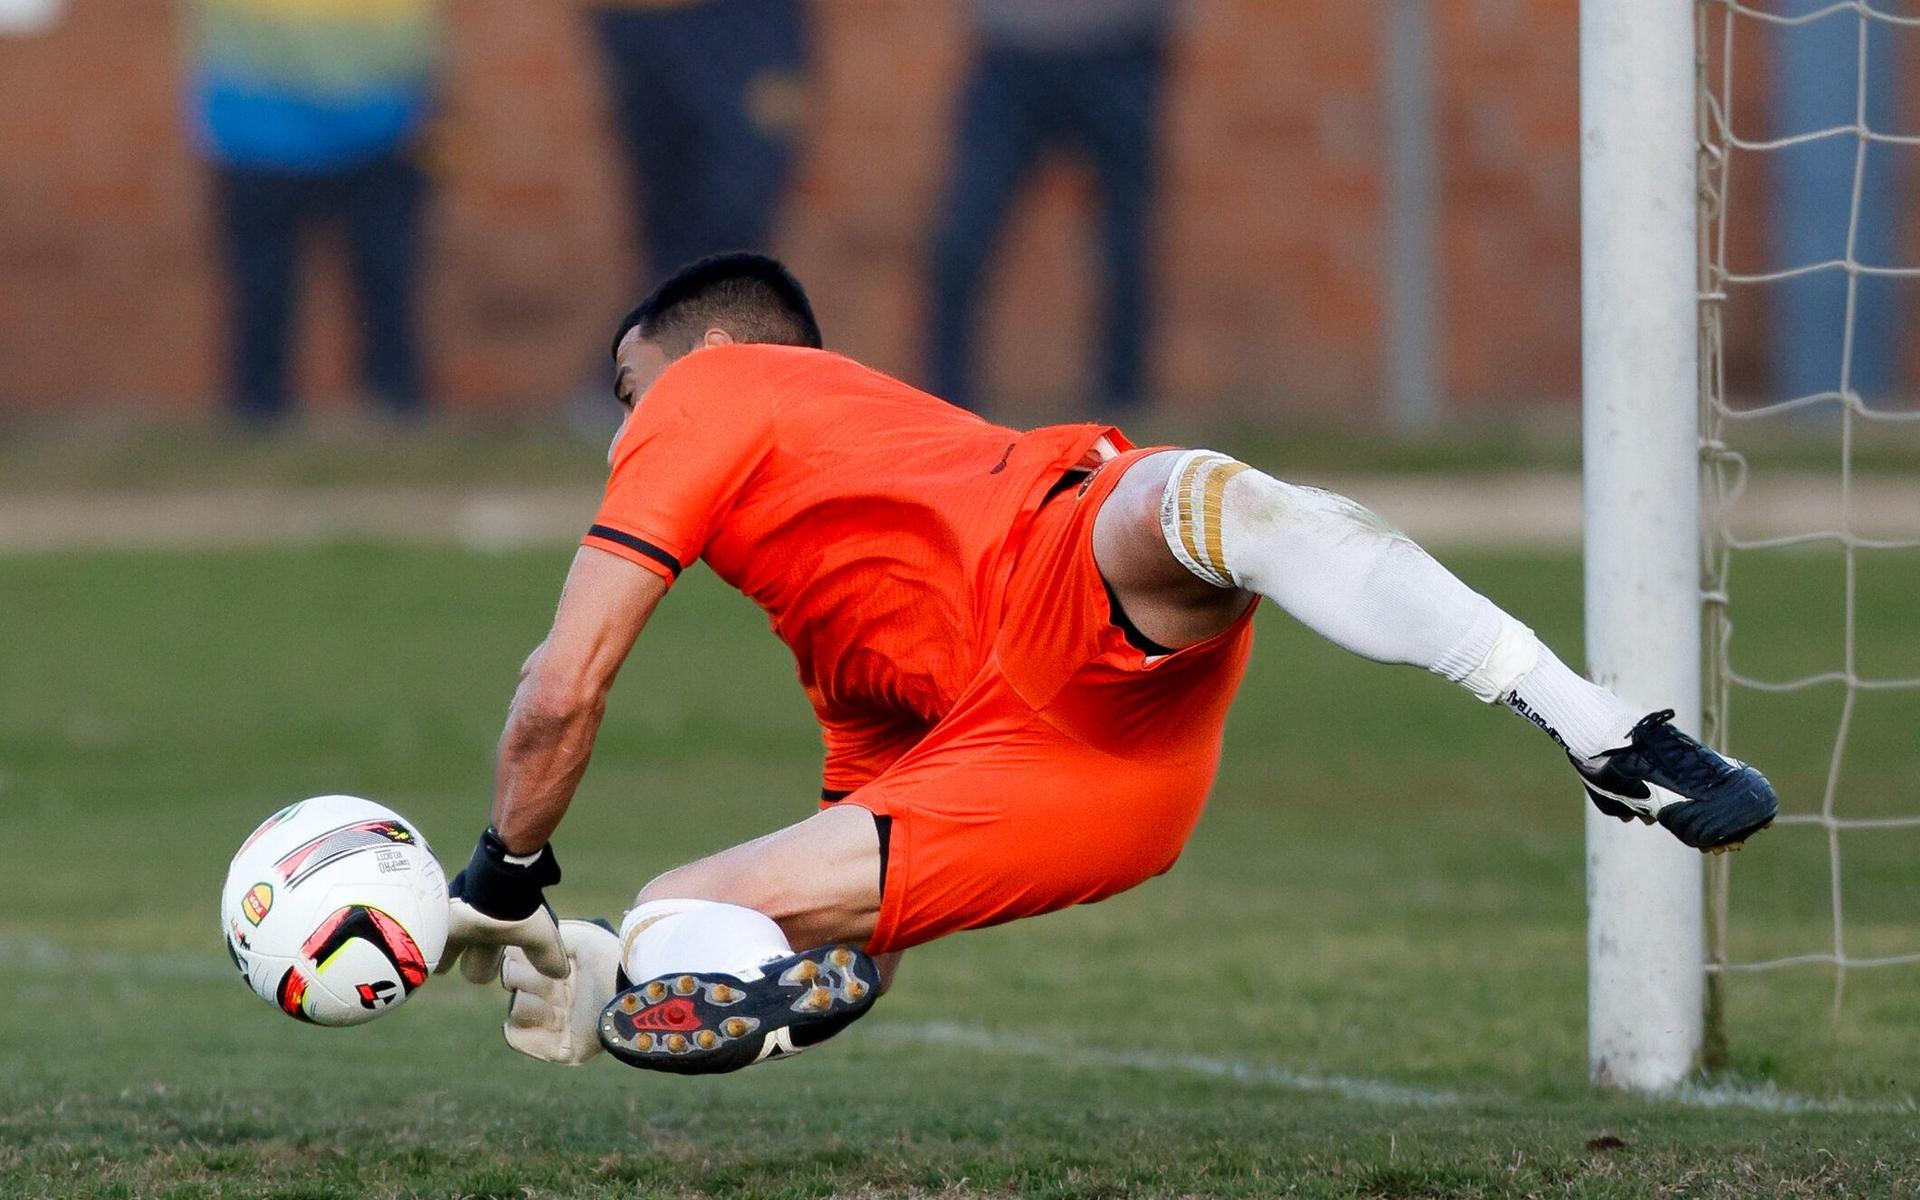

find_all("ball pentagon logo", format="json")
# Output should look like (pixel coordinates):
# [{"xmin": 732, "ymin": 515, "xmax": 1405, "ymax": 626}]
[
  {"xmin": 242, "ymin": 882, "xmax": 273, "ymax": 925},
  {"xmin": 301, "ymin": 905, "xmax": 430, "ymax": 994}
]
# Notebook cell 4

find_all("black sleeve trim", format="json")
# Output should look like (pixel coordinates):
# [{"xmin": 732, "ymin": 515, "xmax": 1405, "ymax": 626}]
[
  {"xmin": 585, "ymin": 525, "xmax": 683, "ymax": 578},
  {"xmin": 820, "ymin": 788, "xmax": 853, "ymax": 802}
]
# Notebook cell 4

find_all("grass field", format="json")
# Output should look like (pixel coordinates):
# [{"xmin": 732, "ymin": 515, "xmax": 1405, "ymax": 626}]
[
  {"xmin": 2, "ymin": 537, "xmax": 1917, "ymax": 1198},
  {"xmin": 4, "ymin": 411, "xmax": 1919, "ymax": 493}
]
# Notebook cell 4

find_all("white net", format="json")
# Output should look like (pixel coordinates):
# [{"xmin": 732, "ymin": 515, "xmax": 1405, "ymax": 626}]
[{"xmin": 1697, "ymin": 0, "xmax": 1920, "ymax": 1040}]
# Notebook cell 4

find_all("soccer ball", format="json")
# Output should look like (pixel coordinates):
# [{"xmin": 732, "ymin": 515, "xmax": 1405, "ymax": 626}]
[{"xmin": 221, "ymin": 795, "xmax": 448, "ymax": 1026}]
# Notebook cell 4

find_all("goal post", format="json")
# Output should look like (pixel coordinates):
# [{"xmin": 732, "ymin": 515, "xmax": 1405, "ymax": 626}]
[{"xmin": 1578, "ymin": 0, "xmax": 1706, "ymax": 1089}]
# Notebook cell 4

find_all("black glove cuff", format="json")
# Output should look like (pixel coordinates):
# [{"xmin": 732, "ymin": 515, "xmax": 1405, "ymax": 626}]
[{"xmin": 451, "ymin": 827, "xmax": 561, "ymax": 921}]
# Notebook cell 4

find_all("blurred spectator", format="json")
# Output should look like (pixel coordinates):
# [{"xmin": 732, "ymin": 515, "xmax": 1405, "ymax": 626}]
[
  {"xmin": 929, "ymin": 0, "xmax": 1173, "ymax": 415},
  {"xmin": 188, "ymin": 0, "xmax": 439, "ymax": 424},
  {"xmin": 1769, "ymin": 8, "xmax": 1900, "ymax": 406},
  {"xmin": 589, "ymin": 0, "xmax": 810, "ymax": 288}
]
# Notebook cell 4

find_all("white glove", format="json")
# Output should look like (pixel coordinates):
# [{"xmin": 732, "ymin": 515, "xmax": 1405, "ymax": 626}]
[
  {"xmin": 502, "ymin": 918, "xmax": 623, "ymax": 1065},
  {"xmin": 436, "ymin": 827, "xmax": 571, "ymax": 984},
  {"xmin": 441, "ymin": 897, "xmax": 571, "ymax": 984}
]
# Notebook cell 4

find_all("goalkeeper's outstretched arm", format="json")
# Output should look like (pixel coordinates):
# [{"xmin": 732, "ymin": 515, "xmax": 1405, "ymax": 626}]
[
  {"xmin": 436, "ymin": 546, "xmax": 667, "ymax": 987},
  {"xmin": 493, "ymin": 545, "xmax": 666, "ymax": 852}
]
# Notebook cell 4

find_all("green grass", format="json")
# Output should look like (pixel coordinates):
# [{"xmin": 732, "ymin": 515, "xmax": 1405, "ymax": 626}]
[
  {"xmin": 2, "ymin": 542, "xmax": 1917, "ymax": 1198},
  {"xmin": 5, "ymin": 408, "xmax": 1918, "ymax": 494}
]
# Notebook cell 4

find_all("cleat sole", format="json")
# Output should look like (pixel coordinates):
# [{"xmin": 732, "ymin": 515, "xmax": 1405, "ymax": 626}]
[{"xmin": 599, "ymin": 945, "xmax": 879, "ymax": 1075}]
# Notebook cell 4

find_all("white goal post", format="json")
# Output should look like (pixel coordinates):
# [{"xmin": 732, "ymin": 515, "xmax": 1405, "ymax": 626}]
[{"xmin": 1579, "ymin": 0, "xmax": 1707, "ymax": 1090}]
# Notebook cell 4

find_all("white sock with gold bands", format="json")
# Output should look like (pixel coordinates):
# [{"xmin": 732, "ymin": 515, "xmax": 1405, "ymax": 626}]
[{"xmin": 1156, "ymin": 450, "xmax": 1639, "ymax": 760}]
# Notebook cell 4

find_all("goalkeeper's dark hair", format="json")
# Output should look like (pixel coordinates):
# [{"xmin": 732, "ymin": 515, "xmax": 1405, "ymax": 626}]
[{"xmin": 611, "ymin": 252, "xmax": 822, "ymax": 359}]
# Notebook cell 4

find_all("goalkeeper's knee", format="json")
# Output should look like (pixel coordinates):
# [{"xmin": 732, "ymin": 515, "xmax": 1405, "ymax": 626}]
[{"xmin": 1153, "ymin": 448, "xmax": 1538, "ymax": 702}]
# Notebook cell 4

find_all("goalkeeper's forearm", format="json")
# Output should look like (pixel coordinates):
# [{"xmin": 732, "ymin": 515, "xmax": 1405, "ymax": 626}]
[{"xmin": 491, "ymin": 675, "xmax": 607, "ymax": 854}]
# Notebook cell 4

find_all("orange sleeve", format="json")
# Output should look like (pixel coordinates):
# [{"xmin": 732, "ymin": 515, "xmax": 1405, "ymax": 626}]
[{"xmin": 582, "ymin": 348, "xmax": 781, "ymax": 583}]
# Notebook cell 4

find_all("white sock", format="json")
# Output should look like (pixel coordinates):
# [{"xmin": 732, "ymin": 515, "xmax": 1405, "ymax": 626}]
[
  {"xmin": 1503, "ymin": 647, "xmax": 1640, "ymax": 762},
  {"xmin": 618, "ymin": 899, "xmax": 793, "ymax": 982},
  {"xmin": 1159, "ymin": 450, "xmax": 1641, "ymax": 761}
]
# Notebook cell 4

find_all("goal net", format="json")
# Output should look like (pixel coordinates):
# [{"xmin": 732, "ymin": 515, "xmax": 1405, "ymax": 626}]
[{"xmin": 1696, "ymin": 0, "xmax": 1920, "ymax": 1065}]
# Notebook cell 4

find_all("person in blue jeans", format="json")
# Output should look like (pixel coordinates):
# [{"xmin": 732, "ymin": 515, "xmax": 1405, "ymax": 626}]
[
  {"xmin": 189, "ymin": 0, "xmax": 438, "ymax": 423},
  {"xmin": 929, "ymin": 0, "xmax": 1174, "ymax": 416},
  {"xmin": 590, "ymin": 0, "xmax": 810, "ymax": 288}
]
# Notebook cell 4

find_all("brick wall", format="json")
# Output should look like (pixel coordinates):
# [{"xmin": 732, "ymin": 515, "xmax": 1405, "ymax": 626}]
[{"xmin": 0, "ymin": 1, "xmax": 1895, "ymax": 417}]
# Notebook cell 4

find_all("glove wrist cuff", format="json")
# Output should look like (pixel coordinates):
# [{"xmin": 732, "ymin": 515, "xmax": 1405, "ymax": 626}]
[{"xmin": 454, "ymin": 827, "xmax": 561, "ymax": 921}]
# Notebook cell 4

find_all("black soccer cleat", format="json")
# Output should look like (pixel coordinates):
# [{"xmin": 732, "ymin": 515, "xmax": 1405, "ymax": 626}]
[
  {"xmin": 1573, "ymin": 709, "xmax": 1778, "ymax": 853},
  {"xmin": 597, "ymin": 945, "xmax": 878, "ymax": 1075}
]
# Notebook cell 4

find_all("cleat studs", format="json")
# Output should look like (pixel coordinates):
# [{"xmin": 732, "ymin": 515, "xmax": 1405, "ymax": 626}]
[
  {"xmin": 723, "ymin": 1017, "xmax": 753, "ymax": 1038},
  {"xmin": 696, "ymin": 1029, "xmax": 718, "ymax": 1050},
  {"xmin": 780, "ymin": 960, "xmax": 820, "ymax": 986},
  {"xmin": 674, "ymin": 975, "xmax": 697, "ymax": 995},
  {"xmin": 845, "ymin": 979, "xmax": 868, "ymax": 1001},
  {"xmin": 666, "ymin": 1033, "xmax": 688, "ymax": 1053},
  {"xmin": 709, "ymin": 983, "xmax": 736, "ymax": 1004},
  {"xmin": 644, "ymin": 981, "xmax": 668, "ymax": 1002},
  {"xmin": 634, "ymin": 1033, "xmax": 654, "ymax": 1051},
  {"xmin": 619, "ymin": 994, "xmax": 640, "ymax": 1014},
  {"xmin": 828, "ymin": 947, "xmax": 854, "ymax": 968},
  {"xmin": 800, "ymin": 986, "xmax": 832, "ymax": 1012}
]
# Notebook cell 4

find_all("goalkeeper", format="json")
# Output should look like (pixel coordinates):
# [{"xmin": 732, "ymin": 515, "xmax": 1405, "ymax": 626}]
[{"xmin": 441, "ymin": 253, "xmax": 1776, "ymax": 1074}]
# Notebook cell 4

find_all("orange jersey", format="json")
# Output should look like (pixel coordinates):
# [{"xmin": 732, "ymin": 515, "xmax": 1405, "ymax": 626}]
[{"xmin": 583, "ymin": 345, "xmax": 1116, "ymax": 788}]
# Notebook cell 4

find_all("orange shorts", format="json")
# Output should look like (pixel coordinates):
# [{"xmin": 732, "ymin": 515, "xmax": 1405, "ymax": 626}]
[{"xmin": 832, "ymin": 448, "xmax": 1256, "ymax": 955}]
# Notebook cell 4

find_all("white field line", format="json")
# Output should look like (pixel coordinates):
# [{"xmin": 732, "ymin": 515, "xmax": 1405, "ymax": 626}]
[
  {"xmin": 3, "ymin": 933, "xmax": 1911, "ymax": 1116},
  {"xmin": 860, "ymin": 1020, "xmax": 1477, "ymax": 1108},
  {"xmin": 2, "ymin": 474, "xmax": 1914, "ymax": 553},
  {"xmin": 860, "ymin": 1022, "xmax": 1918, "ymax": 1116}
]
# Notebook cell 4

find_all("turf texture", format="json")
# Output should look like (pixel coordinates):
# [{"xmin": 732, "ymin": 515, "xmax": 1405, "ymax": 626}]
[{"xmin": 1, "ymin": 542, "xmax": 1915, "ymax": 1198}]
